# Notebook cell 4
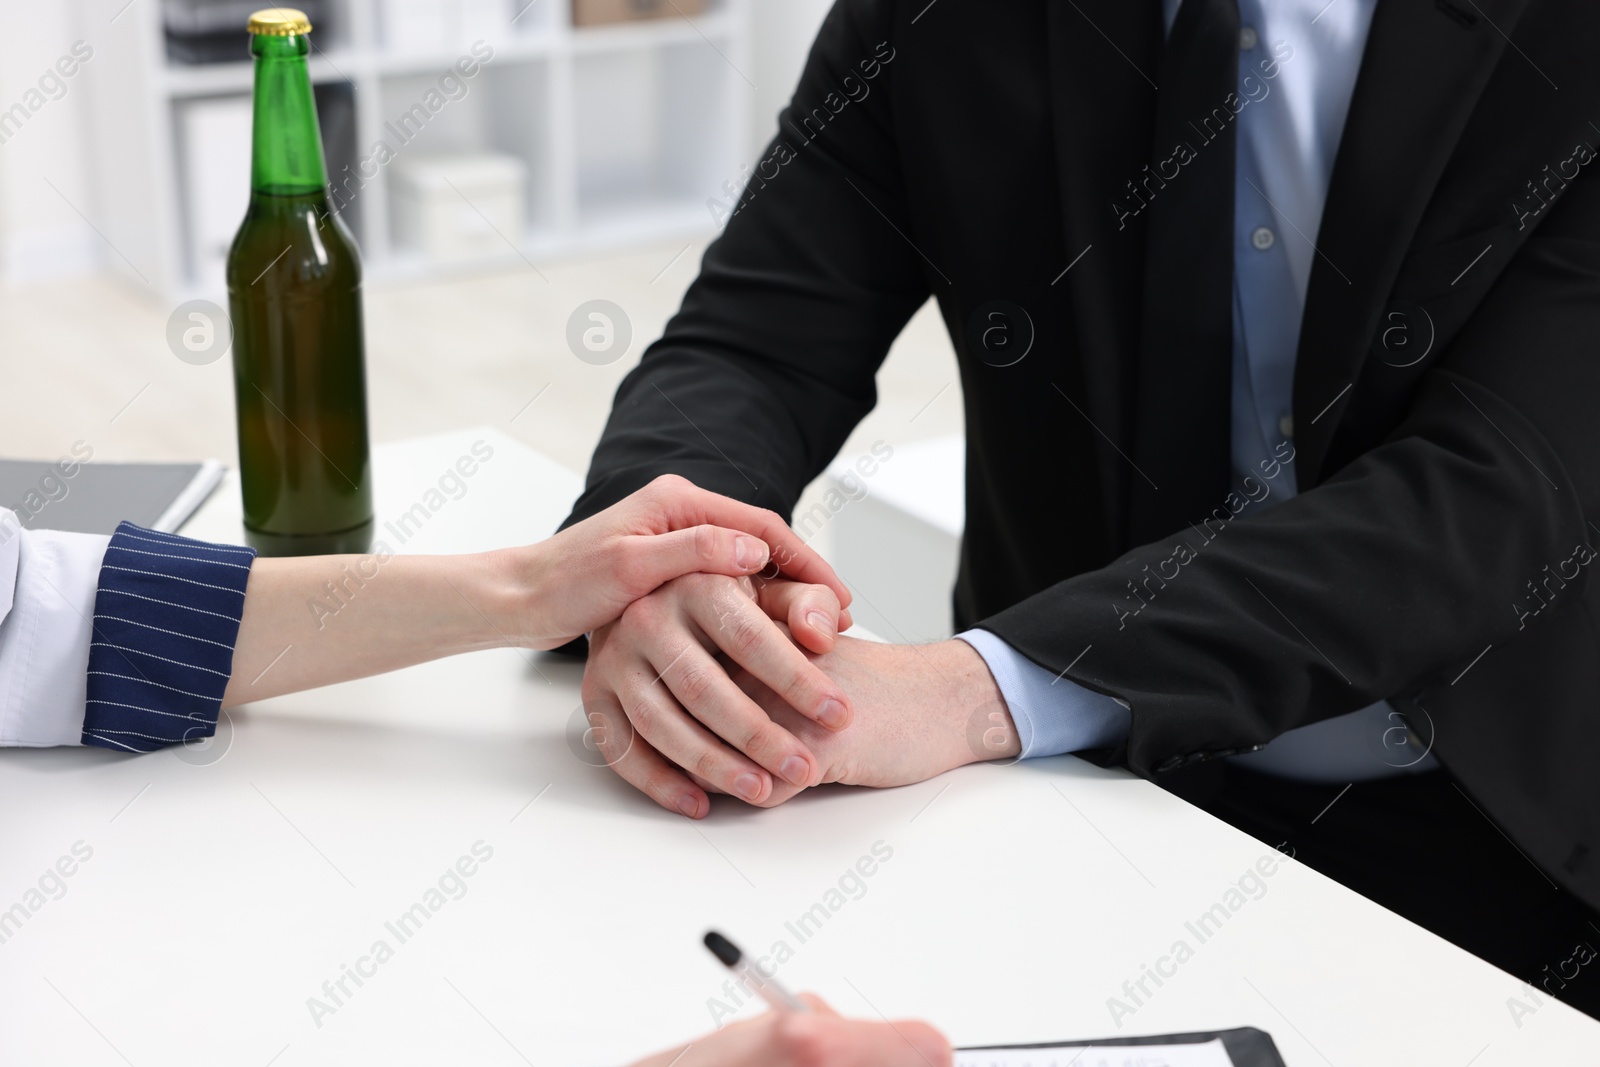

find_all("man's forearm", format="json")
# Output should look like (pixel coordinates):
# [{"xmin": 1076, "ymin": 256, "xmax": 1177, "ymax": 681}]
[{"xmin": 983, "ymin": 374, "xmax": 1591, "ymax": 778}]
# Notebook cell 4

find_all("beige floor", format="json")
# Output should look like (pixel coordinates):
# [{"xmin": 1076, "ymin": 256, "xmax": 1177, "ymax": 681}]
[{"xmin": 0, "ymin": 239, "xmax": 963, "ymax": 552}]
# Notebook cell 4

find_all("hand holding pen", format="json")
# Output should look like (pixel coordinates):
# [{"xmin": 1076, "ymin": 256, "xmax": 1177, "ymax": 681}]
[{"xmin": 623, "ymin": 930, "xmax": 950, "ymax": 1067}]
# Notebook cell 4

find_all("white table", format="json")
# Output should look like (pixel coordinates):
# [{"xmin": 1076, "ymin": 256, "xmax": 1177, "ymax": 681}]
[{"xmin": 1, "ymin": 426, "xmax": 1594, "ymax": 1066}]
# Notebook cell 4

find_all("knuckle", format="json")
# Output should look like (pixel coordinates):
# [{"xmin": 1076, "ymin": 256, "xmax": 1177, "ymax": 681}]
[
  {"xmin": 738, "ymin": 719, "xmax": 782, "ymax": 761},
  {"xmin": 690, "ymin": 746, "xmax": 725, "ymax": 783},
  {"xmin": 808, "ymin": 585, "xmax": 842, "ymax": 616},
  {"xmin": 646, "ymin": 473, "xmax": 684, "ymax": 498},
  {"xmin": 676, "ymin": 661, "xmax": 718, "ymax": 706},
  {"xmin": 723, "ymin": 610, "xmax": 766, "ymax": 657},
  {"xmin": 780, "ymin": 666, "xmax": 824, "ymax": 708},
  {"xmin": 644, "ymin": 767, "xmax": 684, "ymax": 802},
  {"xmin": 627, "ymin": 697, "xmax": 660, "ymax": 736},
  {"xmin": 592, "ymin": 711, "xmax": 632, "ymax": 756},
  {"xmin": 608, "ymin": 735, "xmax": 645, "ymax": 776},
  {"xmin": 692, "ymin": 523, "xmax": 721, "ymax": 564}
]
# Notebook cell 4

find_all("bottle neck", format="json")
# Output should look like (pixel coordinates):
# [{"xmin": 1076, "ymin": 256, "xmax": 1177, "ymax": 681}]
[{"xmin": 250, "ymin": 34, "xmax": 329, "ymax": 198}]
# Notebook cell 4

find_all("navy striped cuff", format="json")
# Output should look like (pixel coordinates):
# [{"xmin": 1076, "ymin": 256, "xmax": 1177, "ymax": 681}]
[{"xmin": 82, "ymin": 523, "xmax": 257, "ymax": 753}]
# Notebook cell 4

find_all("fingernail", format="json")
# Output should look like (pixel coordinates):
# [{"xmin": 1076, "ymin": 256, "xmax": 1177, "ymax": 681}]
[
  {"xmin": 780, "ymin": 755, "xmax": 810, "ymax": 786},
  {"xmin": 676, "ymin": 794, "xmax": 701, "ymax": 818},
  {"xmin": 735, "ymin": 536, "xmax": 767, "ymax": 571},
  {"xmin": 817, "ymin": 698, "xmax": 848, "ymax": 730},
  {"xmin": 806, "ymin": 610, "xmax": 835, "ymax": 636},
  {"xmin": 733, "ymin": 773, "xmax": 764, "ymax": 801}
]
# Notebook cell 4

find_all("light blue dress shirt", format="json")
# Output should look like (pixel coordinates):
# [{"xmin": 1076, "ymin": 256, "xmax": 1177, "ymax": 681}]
[{"xmin": 959, "ymin": 0, "xmax": 1437, "ymax": 782}]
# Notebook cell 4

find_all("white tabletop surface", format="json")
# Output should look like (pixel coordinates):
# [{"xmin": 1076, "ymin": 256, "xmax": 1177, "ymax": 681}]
[{"xmin": 2, "ymin": 427, "xmax": 1595, "ymax": 1066}]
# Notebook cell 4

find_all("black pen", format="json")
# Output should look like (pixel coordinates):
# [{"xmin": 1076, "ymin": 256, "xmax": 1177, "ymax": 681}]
[{"xmin": 703, "ymin": 930, "xmax": 810, "ymax": 1013}]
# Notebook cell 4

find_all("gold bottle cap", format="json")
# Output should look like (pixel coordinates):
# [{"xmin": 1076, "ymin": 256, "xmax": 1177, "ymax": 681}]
[{"xmin": 247, "ymin": 8, "xmax": 313, "ymax": 36}]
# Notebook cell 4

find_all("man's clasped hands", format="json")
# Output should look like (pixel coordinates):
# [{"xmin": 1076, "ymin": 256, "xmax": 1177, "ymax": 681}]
[{"xmin": 570, "ymin": 475, "xmax": 1019, "ymax": 822}]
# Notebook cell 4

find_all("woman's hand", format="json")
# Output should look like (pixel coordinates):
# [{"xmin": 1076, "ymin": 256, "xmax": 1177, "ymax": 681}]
[
  {"xmin": 505, "ymin": 475, "xmax": 851, "ymax": 651},
  {"xmin": 628, "ymin": 995, "xmax": 951, "ymax": 1067}
]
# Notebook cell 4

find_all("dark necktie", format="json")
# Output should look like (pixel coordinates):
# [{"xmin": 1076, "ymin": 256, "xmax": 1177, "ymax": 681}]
[{"xmin": 1126, "ymin": 0, "xmax": 1242, "ymax": 545}]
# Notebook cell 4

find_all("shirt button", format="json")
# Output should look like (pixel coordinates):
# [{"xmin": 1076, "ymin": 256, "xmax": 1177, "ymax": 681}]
[
  {"xmin": 1279, "ymin": 414, "xmax": 1295, "ymax": 438},
  {"xmin": 1251, "ymin": 226, "xmax": 1277, "ymax": 251},
  {"xmin": 1240, "ymin": 25, "xmax": 1259, "ymax": 50}
]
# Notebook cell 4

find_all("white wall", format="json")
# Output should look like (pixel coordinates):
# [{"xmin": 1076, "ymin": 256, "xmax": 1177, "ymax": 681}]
[
  {"xmin": 0, "ymin": 2, "xmax": 101, "ymax": 280},
  {"xmin": 748, "ymin": 0, "xmax": 833, "ymax": 152}
]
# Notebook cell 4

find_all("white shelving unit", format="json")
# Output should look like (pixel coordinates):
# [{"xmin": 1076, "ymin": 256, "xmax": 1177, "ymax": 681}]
[{"xmin": 75, "ymin": 0, "xmax": 752, "ymax": 298}]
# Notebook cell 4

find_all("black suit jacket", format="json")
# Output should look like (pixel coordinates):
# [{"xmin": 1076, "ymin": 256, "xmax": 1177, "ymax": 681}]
[{"xmin": 564, "ymin": 0, "xmax": 1600, "ymax": 907}]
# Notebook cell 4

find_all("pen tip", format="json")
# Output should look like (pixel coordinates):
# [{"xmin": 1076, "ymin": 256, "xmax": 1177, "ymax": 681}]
[{"xmin": 704, "ymin": 930, "xmax": 741, "ymax": 966}]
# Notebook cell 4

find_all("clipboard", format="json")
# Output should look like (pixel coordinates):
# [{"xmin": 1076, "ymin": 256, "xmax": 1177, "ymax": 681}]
[{"xmin": 958, "ymin": 1026, "xmax": 1285, "ymax": 1067}]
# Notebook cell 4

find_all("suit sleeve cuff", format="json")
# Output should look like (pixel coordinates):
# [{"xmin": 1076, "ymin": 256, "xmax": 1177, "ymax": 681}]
[
  {"xmin": 82, "ymin": 523, "xmax": 256, "ymax": 753},
  {"xmin": 956, "ymin": 628, "xmax": 1130, "ymax": 759}
]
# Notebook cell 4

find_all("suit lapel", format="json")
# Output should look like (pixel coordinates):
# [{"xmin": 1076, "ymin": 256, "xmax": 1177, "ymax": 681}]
[
  {"xmin": 1294, "ymin": 0, "xmax": 1534, "ymax": 486},
  {"xmin": 1045, "ymin": 0, "xmax": 1164, "ymax": 549}
]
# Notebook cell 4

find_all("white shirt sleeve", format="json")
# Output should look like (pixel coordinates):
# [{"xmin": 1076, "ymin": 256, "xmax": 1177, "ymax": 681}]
[{"xmin": 0, "ymin": 508, "xmax": 110, "ymax": 747}]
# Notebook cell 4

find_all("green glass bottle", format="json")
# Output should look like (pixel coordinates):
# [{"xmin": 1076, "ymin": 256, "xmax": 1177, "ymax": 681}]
[{"xmin": 227, "ymin": 7, "xmax": 372, "ymax": 556}]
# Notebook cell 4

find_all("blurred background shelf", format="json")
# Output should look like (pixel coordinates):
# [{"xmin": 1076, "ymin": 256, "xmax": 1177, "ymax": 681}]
[
  {"xmin": 160, "ymin": 51, "xmax": 370, "ymax": 95},
  {"xmin": 73, "ymin": 0, "xmax": 752, "ymax": 299}
]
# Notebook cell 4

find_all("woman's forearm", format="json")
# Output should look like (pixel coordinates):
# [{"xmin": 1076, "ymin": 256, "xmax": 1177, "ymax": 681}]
[
  {"xmin": 216, "ymin": 475, "xmax": 855, "ymax": 710},
  {"xmin": 222, "ymin": 549, "xmax": 529, "ymax": 708}
]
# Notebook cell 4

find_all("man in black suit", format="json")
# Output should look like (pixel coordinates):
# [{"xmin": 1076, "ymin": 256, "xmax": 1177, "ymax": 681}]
[{"xmin": 563, "ymin": 0, "xmax": 1600, "ymax": 1016}]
